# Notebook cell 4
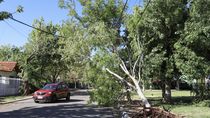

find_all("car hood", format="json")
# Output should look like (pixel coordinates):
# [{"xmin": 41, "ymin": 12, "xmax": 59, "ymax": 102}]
[{"xmin": 35, "ymin": 89, "xmax": 54, "ymax": 93}]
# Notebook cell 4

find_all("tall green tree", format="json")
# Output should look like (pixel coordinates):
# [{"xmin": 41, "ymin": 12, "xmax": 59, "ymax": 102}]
[
  {"xmin": 175, "ymin": 0, "xmax": 210, "ymax": 99},
  {"xmin": 0, "ymin": 45, "xmax": 24, "ymax": 63},
  {"xmin": 0, "ymin": 45, "xmax": 14, "ymax": 61},
  {"xmin": 59, "ymin": 0, "xmax": 129, "ymax": 106},
  {"xmin": 59, "ymin": 0, "xmax": 154, "ymax": 107},
  {"xmin": 23, "ymin": 18, "xmax": 67, "ymax": 91},
  {"xmin": 59, "ymin": 20, "xmax": 90, "ymax": 87},
  {"xmin": 129, "ymin": 0, "xmax": 188, "ymax": 103}
]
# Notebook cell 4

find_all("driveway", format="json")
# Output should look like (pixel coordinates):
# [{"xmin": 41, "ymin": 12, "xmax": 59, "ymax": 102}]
[{"xmin": 0, "ymin": 90, "xmax": 114, "ymax": 118}]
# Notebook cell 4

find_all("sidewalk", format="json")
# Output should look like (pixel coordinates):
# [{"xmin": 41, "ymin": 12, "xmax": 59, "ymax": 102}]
[{"xmin": 0, "ymin": 95, "xmax": 32, "ymax": 104}]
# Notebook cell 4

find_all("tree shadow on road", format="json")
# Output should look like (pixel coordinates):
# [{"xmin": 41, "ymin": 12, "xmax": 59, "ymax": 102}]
[{"xmin": 0, "ymin": 103, "xmax": 114, "ymax": 118}]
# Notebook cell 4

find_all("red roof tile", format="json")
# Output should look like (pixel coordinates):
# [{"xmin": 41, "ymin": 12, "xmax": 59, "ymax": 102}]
[{"xmin": 0, "ymin": 61, "xmax": 17, "ymax": 72}]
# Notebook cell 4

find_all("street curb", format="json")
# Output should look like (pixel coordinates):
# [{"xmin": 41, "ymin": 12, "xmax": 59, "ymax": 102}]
[{"xmin": 0, "ymin": 96, "xmax": 32, "ymax": 105}]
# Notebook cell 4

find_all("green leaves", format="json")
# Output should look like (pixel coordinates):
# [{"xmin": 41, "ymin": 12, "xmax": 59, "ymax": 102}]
[
  {"xmin": 0, "ymin": 45, "xmax": 23, "ymax": 62},
  {"xmin": 57, "ymin": 0, "xmax": 210, "ymax": 102},
  {"xmin": 0, "ymin": 1, "xmax": 23, "ymax": 20},
  {"xmin": 174, "ymin": 0, "xmax": 210, "ymax": 79},
  {"xmin": 23, "ymin": 18, "xmax": 67, "ymax": 85},
  {"xmin": 58, "ymin": 0, "xmax": 128, "ymax": 105},
  {"xmin": 0, "ymin": 11, "xmax": 11, "ymax": 20},
  {"xmin": 16, "ymin": 5, "xmax": 24, "ymax": 13},
  {"xmin": 86, "ymin": 50, "xmax": 122, "ymax": 106}
]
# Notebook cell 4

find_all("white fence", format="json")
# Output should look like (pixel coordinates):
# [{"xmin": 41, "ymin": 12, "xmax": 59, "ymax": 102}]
[{"xmin": 0, "ymin": 77, "xmax": 22, "ymax": 96}]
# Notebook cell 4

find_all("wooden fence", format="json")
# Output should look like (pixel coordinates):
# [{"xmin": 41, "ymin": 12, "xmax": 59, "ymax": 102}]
[{"xmin": 0, "ymin": 77, "xmax": 22, "ymax": 96}]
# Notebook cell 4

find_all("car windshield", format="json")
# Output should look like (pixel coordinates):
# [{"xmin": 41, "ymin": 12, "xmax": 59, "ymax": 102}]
[{"xmin": 42, "ymin": 84, "xmax": 57, "ymax": 90}]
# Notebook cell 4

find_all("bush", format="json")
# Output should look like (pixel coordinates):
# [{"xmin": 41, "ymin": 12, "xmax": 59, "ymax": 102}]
[
  {"xmin": 194, "ymin": 100, "xmax": 210, "ymax": 107},
  {"xmin": 89, "ymin": 77, "xmax": 123, "ymax": 106}
]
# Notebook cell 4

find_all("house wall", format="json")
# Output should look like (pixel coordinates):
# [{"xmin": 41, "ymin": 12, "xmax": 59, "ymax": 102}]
[{"xmin": 0, "ymin": 71, "xmax": 17, "ymax": 78}]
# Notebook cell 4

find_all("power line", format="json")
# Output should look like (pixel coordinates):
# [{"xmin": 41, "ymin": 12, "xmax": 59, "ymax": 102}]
[
  {"xmin": 3, "ymin": 20, "xmax": 28, "ymax": 38},
  {"xmin": 9, "ymin": 17, "xmax": 66, "ymax": 39},
  {"xmin": 118, "ymin": 0, "xmax": 129, "ymax": 24},
  {"xmin": 118, "ymin": 0, "xmax": 150, "ymax": 26},
  {"xmin": 143, "ymin": 0, "xmax": 151, "ymax": 14},
  {"xmin": 137, "ymin": 0, "xmax": 151, "ymax": 23}
]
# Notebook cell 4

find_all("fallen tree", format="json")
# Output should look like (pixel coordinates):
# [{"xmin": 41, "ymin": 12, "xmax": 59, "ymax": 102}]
[{"xmin": 106, "ymin": 56, "xmax": 151, "ymax": 108}]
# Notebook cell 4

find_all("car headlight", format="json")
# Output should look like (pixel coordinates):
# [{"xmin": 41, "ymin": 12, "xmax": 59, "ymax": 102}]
[
  {"xmin": 34, "ymin": 92, "xmax": 37, "ymax": 94},
  {"xmin": 48, "ymin": 92, "xmax": 52, "ymax": 94}
]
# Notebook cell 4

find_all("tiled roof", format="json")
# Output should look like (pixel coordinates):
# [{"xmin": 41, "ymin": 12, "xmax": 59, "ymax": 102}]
[{"xmin": 0, "ymin": 61, "xmax": 17, "ymax": 72}]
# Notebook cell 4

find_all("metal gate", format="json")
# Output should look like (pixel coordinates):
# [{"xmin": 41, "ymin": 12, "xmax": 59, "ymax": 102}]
[{"xmin": 0, "ymin": 77, "xmax": 22, "ymax": 96}]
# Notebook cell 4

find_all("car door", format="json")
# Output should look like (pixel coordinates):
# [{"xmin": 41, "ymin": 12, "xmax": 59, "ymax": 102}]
[
  {"xmin": 56, "ymin": 84, "xmax": 63, "ymax": 99},
  {"xmin": 62, "ymin": 84, "xmax": 68, "ymax": 97}
]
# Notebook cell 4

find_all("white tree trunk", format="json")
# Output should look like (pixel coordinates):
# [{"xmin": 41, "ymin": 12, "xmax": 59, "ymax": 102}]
[
  {"xmin": 121, "ymin": 60, "xmax": 151, "ymax": 108},
  {"xmin": 106, "ymin": 68, "xmax": 151, "ymax": 108},
  {"xmin": 133, "ymin": 79, "xmax": 151, "ymax": 108}
]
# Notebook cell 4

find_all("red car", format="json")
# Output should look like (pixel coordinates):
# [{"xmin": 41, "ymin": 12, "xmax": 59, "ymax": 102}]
[{"xmin": 33, "ymin": 82, "xmax": 70, "ymax": 103}]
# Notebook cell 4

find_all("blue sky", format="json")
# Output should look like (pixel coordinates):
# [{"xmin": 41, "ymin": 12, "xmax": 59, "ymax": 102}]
[{"xmin": 0, "ymin": 0, "xmax": 142, "ymax": 47}]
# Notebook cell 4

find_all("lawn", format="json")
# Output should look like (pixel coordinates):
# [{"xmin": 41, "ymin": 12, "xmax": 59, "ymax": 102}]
[
  {"xmin": 0, "ymin": 95, "xmax": 25, "ymax": 103},
  {"xmin": 172, "ymin": 106, "xmax": 210, "ymax": 118},
  {"xmin": 132, "ymin": 90, "xmax": 210, "ymax": 118},
  {"xmin": 143, "ymin": 90, "xmax": 191, "ymax": 97}
]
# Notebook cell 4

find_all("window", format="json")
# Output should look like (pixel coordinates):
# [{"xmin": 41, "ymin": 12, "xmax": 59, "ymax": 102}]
[
  {"xmin": 57, "ymin": 84, "xmax": 62, "ymax": 90},
  {"xmin": 42, "ymin": 84, "xmax": 57, "ymax": 90},
  {"xmin": 62, "ymin": 84, "xmax": 67, "ymax": 89}
]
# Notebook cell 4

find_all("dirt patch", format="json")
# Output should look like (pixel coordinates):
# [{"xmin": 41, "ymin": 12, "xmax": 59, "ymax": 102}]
[
  {"xmin": 114, "ymin": 100, "xmax": 185, "ymax": 118},
  {"xmin": 130, "ymin": 107, "xmax": 184, "ymax": 118}
]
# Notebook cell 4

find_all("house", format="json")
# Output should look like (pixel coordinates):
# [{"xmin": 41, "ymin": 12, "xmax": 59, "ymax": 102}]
[
  {"xmin": 0, "ymin": 61, "xmax": 21, "ymax": 96},
  {"xmin": 0, "ymin": 61, "xmax": 20, "ymax": 78}
]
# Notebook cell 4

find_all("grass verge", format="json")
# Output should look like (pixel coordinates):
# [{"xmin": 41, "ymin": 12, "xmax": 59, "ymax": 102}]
[
  {"xmin": 0, "ymin": 95, "xmax": 26, "ymax": 103},
  {"xmin": 132, "ymin": 90, "xmax": 210, "ymax": 118}
]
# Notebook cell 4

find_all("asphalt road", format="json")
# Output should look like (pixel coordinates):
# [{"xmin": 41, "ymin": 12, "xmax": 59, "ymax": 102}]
[{"xmin": 0, "ymin": 90, "xmax": 114, "ymax": 118}]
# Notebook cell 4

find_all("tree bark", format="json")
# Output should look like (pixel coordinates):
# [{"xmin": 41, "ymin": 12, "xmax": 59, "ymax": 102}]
[
  {"xmin": 164, "ymin": 79, "xmax": 172, "ymax": 103},
  {"xmin": 51, "ymin": 77, "xmax": 56, "ymax": 83},
  {"xmin": 23, "ymin": 80, "xmax": 30, "ymax": 95},
  {"xmin": 160, "ymin": 61, "xmax": 166, "ymax": 99},
  {"xmin": 161, "ymin": 80, "xmax": 165, "ymax": 99},
  {"xmin": 123, "ymin": 81, "xmax": 132, "ymax": 103},
  {"xmin": 176, "ymin": 78, "xmax": 180, "ymax": 90},
  {"xmin": 160, "ymin": 60, "xmax": 172, "ymax": 103},
  {"xmin": 133, "ymin": 79, "xmax": 151, "ymax": 108},
  {"xmin": 74, "ymin": 78, "xmax": 77, "ymax": 88}
]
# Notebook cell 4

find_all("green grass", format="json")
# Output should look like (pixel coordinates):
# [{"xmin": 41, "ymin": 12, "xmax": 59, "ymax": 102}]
[
  {"xmin": 0, "ymin": 95, "xmax": 25, "ymax": 103},
  {"xmin": 172, "ymin": 106, "xmax": 210, "ymax": 118},
  {"xmin": 132, "ymin": 89, "xmax": 210, "ymax": 118},
  {"xmin": 143, "ymin": 90, "xmax": 191, "ymax": 98}
]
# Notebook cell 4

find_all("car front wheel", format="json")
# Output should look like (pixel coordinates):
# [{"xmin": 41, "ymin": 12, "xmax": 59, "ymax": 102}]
[
  {"xmin": 34, "ymin": 100, "xmax": 39, "ymax": 103},
  {"xmin": 51, "ymin": 95, "xmax": 57, "ymax": 103},
  {"xmin": 66, "ymin": 93, "xmax": 70, "ymax": 101}
]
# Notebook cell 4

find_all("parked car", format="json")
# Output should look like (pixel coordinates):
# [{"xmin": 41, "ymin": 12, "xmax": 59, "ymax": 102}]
[{"xmin": 32, "ymin": 82, "xmax": 70, "ymax": 103}]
